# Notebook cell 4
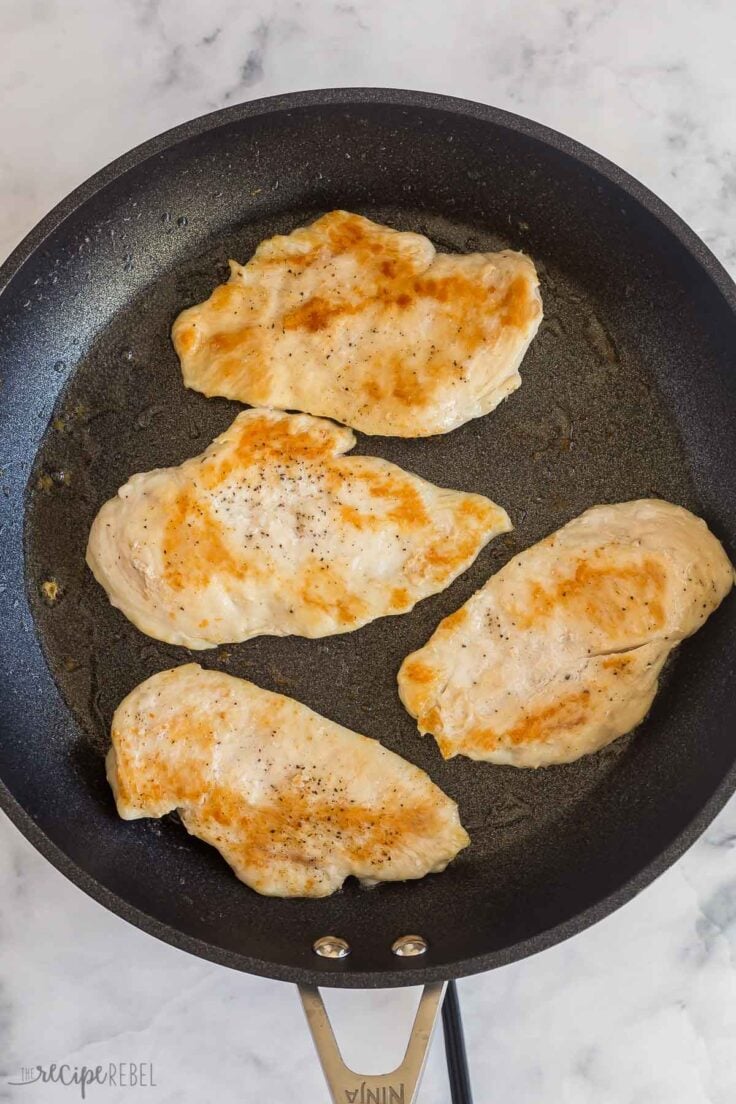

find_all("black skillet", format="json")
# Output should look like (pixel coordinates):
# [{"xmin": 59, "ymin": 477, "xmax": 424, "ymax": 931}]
[{"xmin": 1, "ymin": 89, "xmax": 736, "ymax": 1101}]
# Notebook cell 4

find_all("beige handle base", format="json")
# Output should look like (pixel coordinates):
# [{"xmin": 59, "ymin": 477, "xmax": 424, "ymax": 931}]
[{"xmin": 299, "ymin": 982, "xmax": 446, "ymax": 1104}]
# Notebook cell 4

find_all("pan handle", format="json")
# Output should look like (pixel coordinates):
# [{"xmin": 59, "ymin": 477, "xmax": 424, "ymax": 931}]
[{"xmin": 299, "ymin": 982, "xmax": 446, "ymax": 1103}]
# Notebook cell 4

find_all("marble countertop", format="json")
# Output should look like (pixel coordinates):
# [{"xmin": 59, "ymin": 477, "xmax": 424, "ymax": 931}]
[{"xmin": 2, "ymin": 1, "xmax": 736, "ymax": 1101}]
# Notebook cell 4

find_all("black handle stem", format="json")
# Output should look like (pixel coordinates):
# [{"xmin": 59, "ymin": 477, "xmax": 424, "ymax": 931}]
[{"xmin": 441, "ymin": 979, "xmax": 473, "ymax": 1104}]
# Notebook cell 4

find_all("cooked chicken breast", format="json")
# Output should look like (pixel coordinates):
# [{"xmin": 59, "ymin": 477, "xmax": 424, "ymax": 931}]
[
  {"xmin": 172, "ymin": 210, "xmax": 542, "ymax": 437},
  {"xmin": 108, "ymin": 664, "xmax": 469, "ymax": 897},
  {"xmin": 87, "ymin": 408, "xmax": 510, "ymax": 649},
  {"xmin": 399, "ymin": 500, "xmax": 734, "ymax": 767}
]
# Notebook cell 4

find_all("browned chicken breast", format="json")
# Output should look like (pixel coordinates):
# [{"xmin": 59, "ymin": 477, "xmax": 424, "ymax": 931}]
[
  {"xmin": 398, "ymin": 500, "xmax": 734, "ymax": 767},
  {"xmin": 87, "ymin": 408, "xmax": 509, "ymax": 649},
  {"xmin": 108, "ymin": 664, "xmax": 469, "ymax": 897},
  {"xmin": 172, "ymin": 210, "xmax": 542, "ymax": 436}
]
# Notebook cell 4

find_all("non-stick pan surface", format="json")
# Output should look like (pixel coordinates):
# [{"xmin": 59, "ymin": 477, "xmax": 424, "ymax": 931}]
[{"xmin": 1, "ymin": 89, "xmax": 735, "ymax": 988}]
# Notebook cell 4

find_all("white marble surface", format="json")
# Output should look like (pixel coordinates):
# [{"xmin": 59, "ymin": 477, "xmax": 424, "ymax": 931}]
[{"xmin": 1, "ymin": 0, "xmax": 736, "ymax": 1100}]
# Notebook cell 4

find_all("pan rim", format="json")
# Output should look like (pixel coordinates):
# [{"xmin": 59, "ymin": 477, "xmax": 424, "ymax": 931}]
[{"xmin": 1, "ymin": 86, "xmax": 735, "ymax": 989}]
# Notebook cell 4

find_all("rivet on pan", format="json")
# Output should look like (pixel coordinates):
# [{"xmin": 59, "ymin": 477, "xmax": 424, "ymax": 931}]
[
  {"xmin": 313, "ymin": 935, "xmax": 351, "ymax": 959},
  {"xmin": 391, "ymin": 935, "xmax": 428, "ymax": 957}
]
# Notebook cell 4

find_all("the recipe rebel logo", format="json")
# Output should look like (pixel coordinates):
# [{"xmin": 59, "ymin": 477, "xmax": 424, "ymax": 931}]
[{"xmin": 7, "ymin": 1062, "xmax": 156, "ymax": 1098}]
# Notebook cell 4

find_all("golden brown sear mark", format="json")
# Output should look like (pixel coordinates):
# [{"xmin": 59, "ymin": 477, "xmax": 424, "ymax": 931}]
[
  {"xmin": 192, "ymin": 781, "xmax": 445, "ymax": 873},
  {"xmin": 162, "ymin": 490, "xmax": 251, "ymax": 592},
  {"xmin": 390, "ymin": 586, "xmax": 410, "ymax": 610},
  {"xmin": 456, "ymin": 690, "xmax": 593, "ymax": 754},
  {"xmin": 278, "ymin": 263, "xmax": 530, "ymax": 339},
  {"xmin": 402, "ymin": 659, "xmax": 436, "ymax": 686},
  {"xmin": 297, "ymin": 561, "xmax": 367, "ymax": 626},
  {"xmin": 198, "ymin": 414, "xmax": 341, "ymax": 493},
  {"xmin": 516, "ymin": 555, "xmax": 667, "ymax": 635},
  {"xmin": 112, "ymin": 712, "xmax": 214, "ymax": 808}
]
